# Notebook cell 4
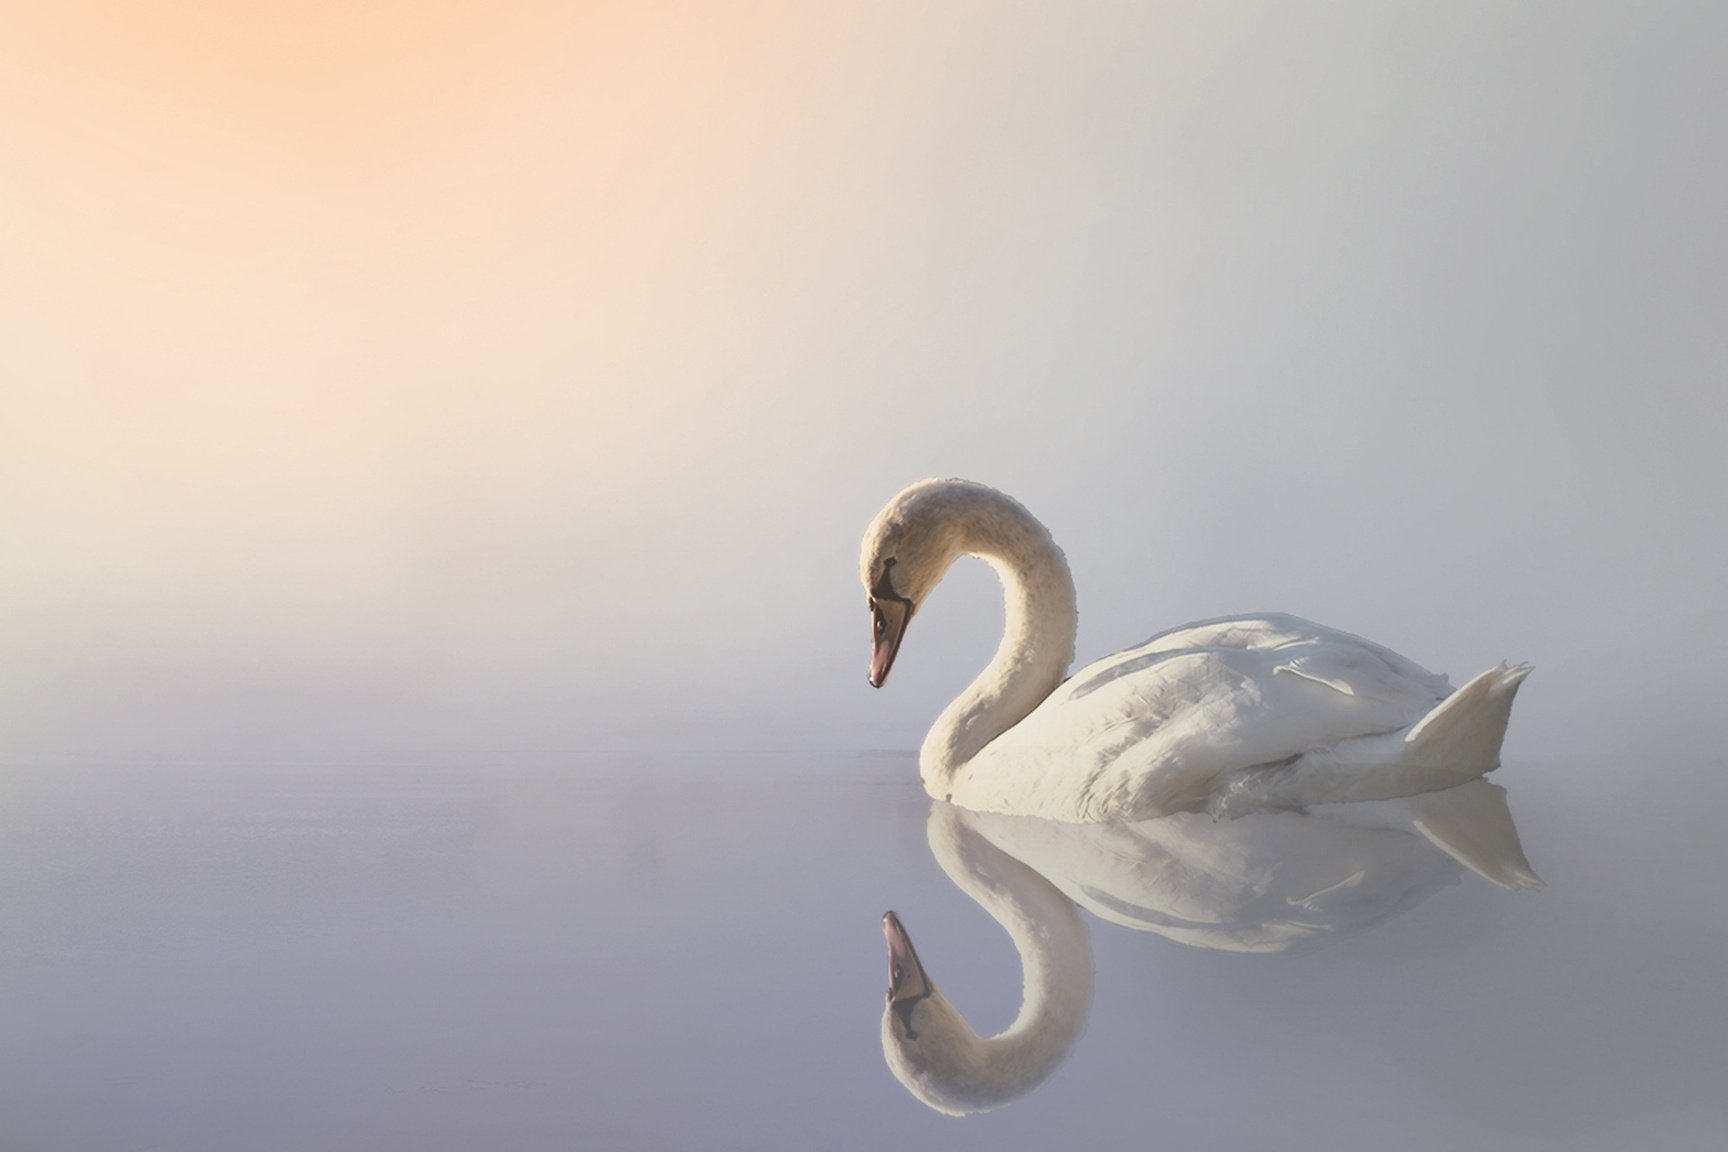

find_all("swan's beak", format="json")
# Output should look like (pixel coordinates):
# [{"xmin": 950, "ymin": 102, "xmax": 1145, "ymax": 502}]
[
  {"xmin": 882, "ymin": 911, "xmax": 932, "ymax": 1003},
  {"xmin": 868, "ymin": 597, "xmax": 913, "ymax": 688}
]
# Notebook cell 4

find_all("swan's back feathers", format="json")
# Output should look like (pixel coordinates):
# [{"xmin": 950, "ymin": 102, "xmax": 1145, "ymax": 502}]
[
  {"xmin": 1061, "ymin": 615, "xmax": 1451, "ymax": 704},
  {"xmin": 951, "ymin": 615, "xmax": 1457, "ymax": 822}
]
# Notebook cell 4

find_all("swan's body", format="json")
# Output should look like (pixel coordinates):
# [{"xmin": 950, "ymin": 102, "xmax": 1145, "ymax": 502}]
[{"xmin": 862, "ymin": 479, "xmax": 1530, "ymax": 823}]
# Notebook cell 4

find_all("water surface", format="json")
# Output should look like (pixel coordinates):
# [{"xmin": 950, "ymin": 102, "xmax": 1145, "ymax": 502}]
[{"xmin": 2, "ymin": 752, "xmax": 1723, "ymax": 1149}]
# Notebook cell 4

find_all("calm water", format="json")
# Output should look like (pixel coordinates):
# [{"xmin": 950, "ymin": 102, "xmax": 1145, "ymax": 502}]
[{"xmin": 2, "ymin": 752, "xmax": 1724, "ymax": 1150}]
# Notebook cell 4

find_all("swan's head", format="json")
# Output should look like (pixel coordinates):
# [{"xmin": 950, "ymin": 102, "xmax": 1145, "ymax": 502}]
[
  {"xmin": 880, "ymin": 910, "xmax": 994, "ymax": 1116},
  {"xmin": 860, "ymin": 479, "xmax": 998, "ymax": 687}
]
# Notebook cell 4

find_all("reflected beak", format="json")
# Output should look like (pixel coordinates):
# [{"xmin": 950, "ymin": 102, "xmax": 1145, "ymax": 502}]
[
  {"xmin": 882, "ymin": 911, "xmax": 932, "ymax": 1003},
  {"xmin": 868, "ymin": 597, "xmax": 913, "ymax": 688}
]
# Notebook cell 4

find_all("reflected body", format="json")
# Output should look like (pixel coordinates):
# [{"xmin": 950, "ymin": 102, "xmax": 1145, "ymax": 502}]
[
  {"xmin": 861, "ymin": 479, "xmax": 1531, "ymax": 822},
  {"xmin": 882, "ymin": 782, "xmax": 1539, "ymax": 1114}
]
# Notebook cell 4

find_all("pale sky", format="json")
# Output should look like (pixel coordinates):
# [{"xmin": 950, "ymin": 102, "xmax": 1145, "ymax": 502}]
[{"xmin": 3, "ymin": 1, "xmax": 1724, "ymax": 763}]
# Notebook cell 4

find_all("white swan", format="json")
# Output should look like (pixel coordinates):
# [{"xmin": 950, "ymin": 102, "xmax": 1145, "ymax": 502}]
[
  {"xmin": 883, "ymin": 786, "xmax": 1538, "ymax": 1114},
  {"xmin": 860, "ymin": 478, "xmax": 1532, "ymax": 823}
]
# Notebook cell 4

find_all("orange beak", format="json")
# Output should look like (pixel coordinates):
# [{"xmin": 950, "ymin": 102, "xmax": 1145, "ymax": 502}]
[{"xmin": 868, "ymin": 596, "xmax": 913, "ymax": 687}]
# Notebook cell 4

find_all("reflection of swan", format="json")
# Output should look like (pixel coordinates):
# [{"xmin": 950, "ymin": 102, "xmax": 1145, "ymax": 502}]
[
  {"xmin": 966, "ymin": 780, "xmax": 1540, "ymax": 954},
  {"xmin": 882, "ymin": 806, "xmax": 1092, "ymax": 1116},
  {"xmin": 882, "ymin": 784, "xmax": 1538, "ymax": 1114},
  {"xmin": 861, "ymin": 479, "xmax": 1531, "ymax": 822}
]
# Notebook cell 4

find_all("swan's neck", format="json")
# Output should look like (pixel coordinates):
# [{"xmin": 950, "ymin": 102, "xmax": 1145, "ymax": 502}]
[
  {"xmin": 904, "ymin": 806, "xmax": 1093, "ymax": 1114},
  {"xmin": 918, "ymin": 503, "xmax": 1077, "ymax": 793}
]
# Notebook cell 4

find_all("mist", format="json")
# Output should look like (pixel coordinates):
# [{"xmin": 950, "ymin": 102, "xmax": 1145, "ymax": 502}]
[{"xmin": 4, "ymin": 1, "xmax": 1724, "ymax": 766}]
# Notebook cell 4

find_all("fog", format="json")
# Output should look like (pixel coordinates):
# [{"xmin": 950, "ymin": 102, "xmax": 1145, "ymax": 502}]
[
  {"xmin": 4, "ymin": 1, "xmax": 1724, "ymax": 765},
  {"xmin": 6, "ymin": 9, "xmax": 1728, "ymax": 1148}
]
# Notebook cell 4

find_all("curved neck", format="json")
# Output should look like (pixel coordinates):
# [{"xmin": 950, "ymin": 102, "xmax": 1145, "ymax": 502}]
[
  {"xmin": 922, "ymin": 804, "xmax": 1093, "ymax": 1113},
  {"xmin": 918, "ymin": 496, "xmax": 1077, "ymax": 790}
]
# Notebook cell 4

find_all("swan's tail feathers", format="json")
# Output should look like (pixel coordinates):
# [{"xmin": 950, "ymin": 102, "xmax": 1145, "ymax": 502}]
[
  {"xmin": 1406, "ymin": 780, "xmax": 1543, "ymax": 890},
  {"xmin": 1206, "ymin": 663, "xmax": 1531, "ymax": 819},
  {"xmin": 1399, "ymin": 662, "xmax": 1532, "ymax": 793}
]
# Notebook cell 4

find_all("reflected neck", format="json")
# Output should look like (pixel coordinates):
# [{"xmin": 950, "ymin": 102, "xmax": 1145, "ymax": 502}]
[
  {"xmin": 957, "ymin": 898, "xmax": 1092, "ymax": 1106},
  {"xmin": 924, "ymin": 806, "xmax": 1093, "ymax": 1112},
  {"xmin": 918, "ymin": 494, "xmax": 1077, "ymax": 792}
]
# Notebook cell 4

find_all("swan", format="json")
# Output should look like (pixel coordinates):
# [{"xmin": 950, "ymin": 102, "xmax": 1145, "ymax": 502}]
[
  {"xmin": 883, "ymin": 786, "xmax": 1538, "ymax": 1114},
  {"xmin": 860, "ymin": 478, "xmax": 1532, "ymax": 823}
]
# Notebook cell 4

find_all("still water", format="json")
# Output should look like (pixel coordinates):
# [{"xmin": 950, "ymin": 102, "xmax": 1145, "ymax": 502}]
[{"xmin": 2, "ymin": 751, "xmax": 1723, "ymax": 1149}]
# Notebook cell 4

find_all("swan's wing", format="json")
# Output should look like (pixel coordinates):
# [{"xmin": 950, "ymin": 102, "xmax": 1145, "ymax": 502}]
[
  {"xmin": 1058, "ymin": 614, "xmax": 1452, "ymax": 706},
  {"xmin": 958, "ymin": 619, "xmax": 1452, "ymax": 822}
]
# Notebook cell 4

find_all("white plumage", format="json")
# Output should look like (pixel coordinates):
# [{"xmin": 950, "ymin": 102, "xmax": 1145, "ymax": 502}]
[{"xmin": 861, "ymin": 479, "xmax": 1530, "ymax": 823}]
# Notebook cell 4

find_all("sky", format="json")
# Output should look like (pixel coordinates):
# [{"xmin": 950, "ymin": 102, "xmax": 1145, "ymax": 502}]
[{"xmin": 3, "ymin": 1, "xmax": 1724, "ymax": 764}]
